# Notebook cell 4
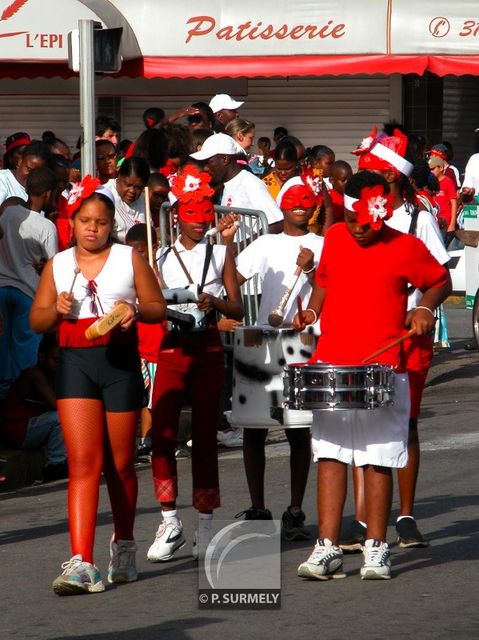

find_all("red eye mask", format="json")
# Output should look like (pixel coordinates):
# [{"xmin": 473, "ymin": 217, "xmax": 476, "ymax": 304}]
[
  {"xmin": 178, "ymin": 199, "xmax": 215, "ymax": 223},
  {"xmin": 280, "ymin": 185, "xmax": 316, "ymax": 210}
]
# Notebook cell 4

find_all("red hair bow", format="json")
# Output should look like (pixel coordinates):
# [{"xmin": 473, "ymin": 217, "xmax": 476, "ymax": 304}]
[{"xmin": 66, "ymin": 175, "xmax": 101, "ymax": 217}]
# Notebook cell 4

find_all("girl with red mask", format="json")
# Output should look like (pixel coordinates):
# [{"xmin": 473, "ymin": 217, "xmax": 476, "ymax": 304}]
[{"xmin": 147, "ymin": 165, "xmax": 243, "ymax": 562}]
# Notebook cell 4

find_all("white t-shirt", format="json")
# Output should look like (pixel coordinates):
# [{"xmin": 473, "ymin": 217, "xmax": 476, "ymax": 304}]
[
  {"xmin": 106, "ymin": 178, "xmax": 146, "ymax": 243},
  {"xmin": 386, "ymin": 203, "xmax": 449, "ymax": 309},
  {"xmin": 221, "ymin": 170, "xmax": 283, "ymax": 226},
  {"xmin": 156, "ymin": 237, "xmax": 227, "ymax": 319},
  {"xmin": 236, "ymin": 232, "xmax": 324, "ymax": 326},
  {"xmin": 0, "ymin": 205, "xmax": 58, "ymax": 298},
  {"xmin": 0, "ymin": 169, "xmax": 27, "ymax": 205},
  {"xmin": 462, "ymin": 153, "xmax": 479, "ymax": 192}
]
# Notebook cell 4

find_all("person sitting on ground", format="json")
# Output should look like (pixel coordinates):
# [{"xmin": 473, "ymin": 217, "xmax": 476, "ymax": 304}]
[{"xmin": 1, "ymin": 333, "xmax": 67, "ymax": 482}]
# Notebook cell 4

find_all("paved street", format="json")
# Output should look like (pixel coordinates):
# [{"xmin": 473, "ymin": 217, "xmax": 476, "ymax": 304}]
[{"xmin": 2, "ymin": 305, "xmax": 478, "ymax": 640}]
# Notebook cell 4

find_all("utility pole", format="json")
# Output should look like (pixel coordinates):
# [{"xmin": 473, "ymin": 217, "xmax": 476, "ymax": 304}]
[{"xmin": 78, "ymin": 19, "xmax": 96, "ymax": 178}]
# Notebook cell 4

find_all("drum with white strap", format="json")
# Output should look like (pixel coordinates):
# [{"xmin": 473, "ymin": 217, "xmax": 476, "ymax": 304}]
[{"xmin": 226, "ymin": 326, "xmax": 316, "ymax": 429}]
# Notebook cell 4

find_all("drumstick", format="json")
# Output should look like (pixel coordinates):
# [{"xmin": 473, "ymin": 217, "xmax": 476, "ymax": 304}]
[
  {"xmin": 268, "ymin": 265, "xmax": 302, "ymax": 327},
  {"xmin": 144, "ymin": 185, "xmax": 154, "ymax": 268},
  {"xmin": 297, "ymin": 295, "xmax": 303, "ymax": 324},
  {"xmin": 362, "ymin": 329, "xmax": 416, "ymax": 363},
  {"xmin": 69, "ymin": 268, "xmax": 81, "ymax": 295}
]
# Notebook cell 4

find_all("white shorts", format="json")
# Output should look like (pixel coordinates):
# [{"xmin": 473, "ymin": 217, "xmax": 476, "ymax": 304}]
[{"xmin": 311, "ymin": 372, "xmax": 410, "ymax": 468}]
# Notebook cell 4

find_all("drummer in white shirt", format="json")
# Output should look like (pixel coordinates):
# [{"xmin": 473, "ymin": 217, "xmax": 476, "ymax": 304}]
[{"xmin": 222, "ymin": 171, "xmax": 324, "ymax": 540}]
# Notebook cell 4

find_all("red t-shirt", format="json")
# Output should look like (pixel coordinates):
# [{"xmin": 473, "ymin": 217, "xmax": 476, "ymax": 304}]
[
  {"xmin": 434, "ymin": 175, "xmax": 456, "ymax": 226},
  {"xmin": 310, "ymin": 223, "xmax": 448, "ymax": 368},
  {"xmin": 329, "ymin": 188, "xmax": 345, "ymax": 223}
]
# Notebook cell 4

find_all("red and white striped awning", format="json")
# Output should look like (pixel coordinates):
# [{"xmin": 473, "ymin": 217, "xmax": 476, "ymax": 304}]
[{"xmin": 1, "ymin": 0, "xmax": 479, "ymax": 78}]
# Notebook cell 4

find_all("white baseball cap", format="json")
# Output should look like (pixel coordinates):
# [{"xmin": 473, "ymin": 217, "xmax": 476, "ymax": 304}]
[
  {"xmin": 209, "ymin": 94, "xmax": 244, "ymax": 114},
  {"xmin": 190, "ymin": 133, "xmax": 245, "ymax": 160}
]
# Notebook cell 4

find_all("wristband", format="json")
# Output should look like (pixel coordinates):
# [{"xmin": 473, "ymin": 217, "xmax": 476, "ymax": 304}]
[
  {"xmin": 302, "ymin": 266, "xmax": 315, "ymax": 274},
  {"xmin": 414, "ymin": 305, "xmax": 435, "ymax": 318},
  {"xmin": 305, "ymin": 308, "xmax": 318, "ymax": 325}
]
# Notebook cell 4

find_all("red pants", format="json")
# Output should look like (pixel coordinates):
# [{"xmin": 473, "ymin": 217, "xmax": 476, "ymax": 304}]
[
  {"xmin": 151, "ymin": 329, "xmax": 224, "ymax": 511},
  {"xmin": 403, "ymin": 334, "xmax": 433, "ymax": 419}
]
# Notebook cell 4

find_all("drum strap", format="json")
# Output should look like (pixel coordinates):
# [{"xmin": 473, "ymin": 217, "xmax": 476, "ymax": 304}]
[{"xmin": 161, "ymin": 243, "xmax": 213, "ymax": 294}]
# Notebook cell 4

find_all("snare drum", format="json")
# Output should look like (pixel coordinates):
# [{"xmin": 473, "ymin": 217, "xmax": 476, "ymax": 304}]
[
  {"xmin": 227, "ymin": 327, "xmax": 316, "ymax": 429},
  {"xmin": 284, "ymin": 363, "xmax": 395, "ymax": 411}
]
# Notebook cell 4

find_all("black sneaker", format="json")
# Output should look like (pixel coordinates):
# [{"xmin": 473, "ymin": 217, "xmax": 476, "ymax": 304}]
[
  {"xmin": 175, "ymin": 444, "xmax": 192, "ymax": 459},
  {"xmin": 281, "ymin": 507, "xmax": 311, "ymax": 541},
  {"xmin": 396, "ymin": 517, "xmax": 429, "ymax": 548},
  {"xmin": 136, "ymin": 442, "xmax": 151, "ymax": 463},
  {"xmin": 339, "ymin": 520, "xmax": 367, "ymax": 553},
  {"xmin": 235, "ymin": 507, "xmax": 273, "ymax": 520}
]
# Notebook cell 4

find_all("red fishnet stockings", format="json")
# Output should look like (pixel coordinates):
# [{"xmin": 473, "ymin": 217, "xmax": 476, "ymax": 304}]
[{"xmin": 57, "ymin": 399, "xmax": 138, "ymax": 564}]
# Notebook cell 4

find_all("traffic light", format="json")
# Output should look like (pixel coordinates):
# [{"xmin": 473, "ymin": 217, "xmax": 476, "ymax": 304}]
[{"xmin": 68, "ymin": 25, "xmax": 123, "ymax": 73}]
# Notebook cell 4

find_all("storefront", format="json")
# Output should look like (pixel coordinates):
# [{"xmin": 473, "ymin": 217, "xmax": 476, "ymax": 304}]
[{"xmin": 1, "ymin": 0, "xmax": 479, "ymax": 168}]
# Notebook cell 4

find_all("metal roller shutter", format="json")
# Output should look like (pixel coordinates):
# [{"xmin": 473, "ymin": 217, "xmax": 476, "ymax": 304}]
[
  {"xmin": 0, "ymin": 95, "xmax": 80, "ymax": 154},
  {"xmin": 122, "ymin": 75, "xmax": 400, "ymax": 163}
]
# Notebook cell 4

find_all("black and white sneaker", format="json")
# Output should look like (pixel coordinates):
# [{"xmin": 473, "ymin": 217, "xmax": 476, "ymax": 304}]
[
  {"xmin": 297, "ymin": 538, "xmax": 346, "ymax": 580},
  {"xmin": 147, "ymin": 521, "xmax": 186, "ymax": 562},
  {"xmin": 396, "ymin": 517, "xmax": 429, "ymax": 548},
  {"xmin": 360, "ymin": 539, "xmax": 391, "ymax": 580}
]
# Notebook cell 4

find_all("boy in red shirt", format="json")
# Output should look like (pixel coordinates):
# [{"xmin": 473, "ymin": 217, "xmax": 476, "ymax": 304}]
[
  {"xmin": 295, "ymin": 171, "xmax": 450, "ymax": 581},
  {"xmin": 428, "ymin": 155, "xmax": 458, "ymax": 234},
  {"xmin": 329, "ymin": 160, "xmax": 353, "ymax": 223}
]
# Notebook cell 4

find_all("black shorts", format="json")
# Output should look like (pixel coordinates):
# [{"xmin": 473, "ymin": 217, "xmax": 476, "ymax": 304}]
[{"xmin": 57, "ymin": 345, "xmax": 144, "ymax": 412}]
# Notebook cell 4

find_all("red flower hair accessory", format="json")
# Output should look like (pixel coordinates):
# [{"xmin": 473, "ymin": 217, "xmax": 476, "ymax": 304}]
[
  {"xmin": 159, "ymin": 159, "xmax": 179, "ymax": 186},
  {"xmin": 351, "ymin": 126, "xmax": 378, "ymax": 156},
  {"xmin": 301, "ymin": 167, "xmax": 324, "ymax": 201},
  {"xmin": 351, "ymin": 185, "xmax": 393, "ymax": 230},
  {"xmin": 171, "ymin": 164, "xmax": 214, "ymax": 203},
  {"xmin": 66, "ymin": 175, "xmax": 101, "ymax": 217}
]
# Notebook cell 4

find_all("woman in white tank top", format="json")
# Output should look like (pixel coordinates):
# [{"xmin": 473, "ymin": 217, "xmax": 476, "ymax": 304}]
[{"xmin": 30, "ymin": 177, "xmax": 166, "ymax": 595}]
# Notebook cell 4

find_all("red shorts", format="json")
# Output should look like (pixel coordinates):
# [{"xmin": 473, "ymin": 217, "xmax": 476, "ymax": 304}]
[{"xmin": 402, "ymin": 334, "xmax": 433, "ymax": 419}]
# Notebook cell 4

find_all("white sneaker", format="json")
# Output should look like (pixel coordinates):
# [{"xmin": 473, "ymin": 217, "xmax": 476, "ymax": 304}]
[
  {"xmin": 360, "ymin": 539, "xmax": 391, "ymax": 580},
  {"xmin": 147, "ymin": 520, "xmax": 186, "ymax": 562},
  {"xmin": 297, "ymin": 538, "xmax": 346, "ymax": 580},
  {"xmin": 108, "ymin": 536, "xmax": 138, "ymax": 583},
  {"xmin": 52, "ymin": 555, "xmax": 105, "ymax": 595},
  {"xmin": 192, "ymin": 522, "xmax": 214, "ymax": 561},
  {"xmin": 217, "ymin": 428, "xmax": 243, "ymax": 448}
]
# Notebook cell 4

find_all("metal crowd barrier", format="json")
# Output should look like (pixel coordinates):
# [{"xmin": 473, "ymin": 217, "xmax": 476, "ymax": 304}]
[{"xmin": 157, "ymin": 203, "xmax": 269, "ymax": 327}]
